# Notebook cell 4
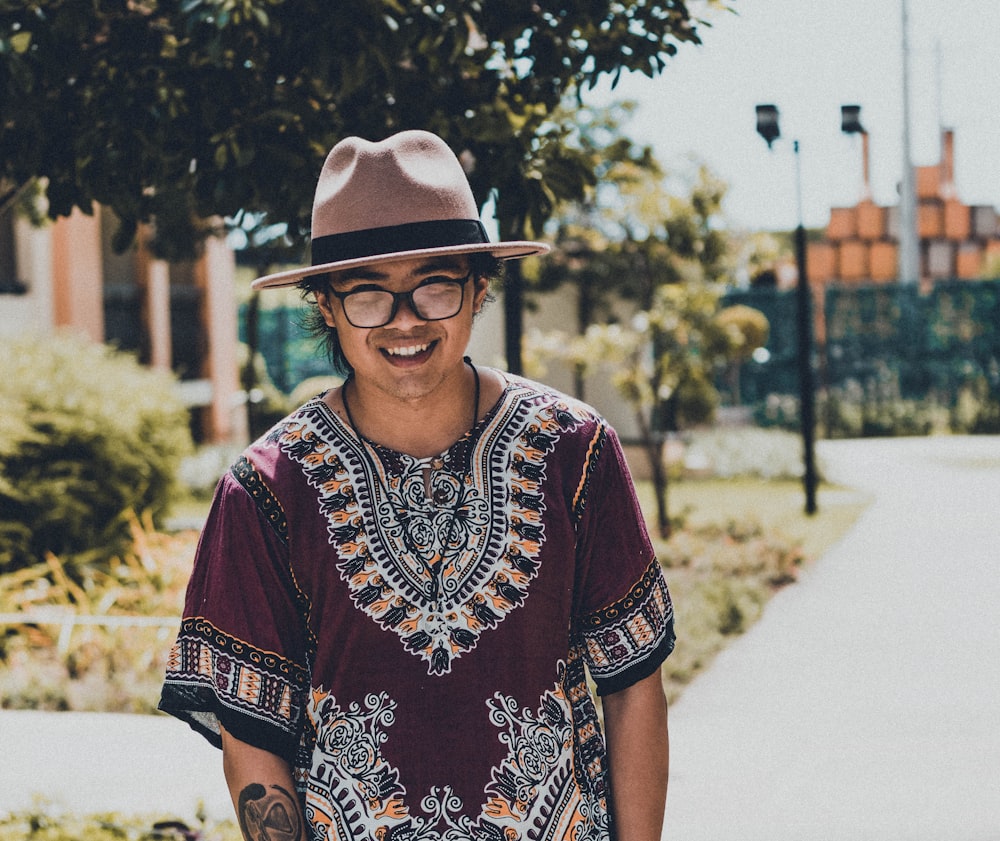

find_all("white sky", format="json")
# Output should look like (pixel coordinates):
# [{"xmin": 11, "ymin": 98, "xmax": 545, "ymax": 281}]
[{"xmin": 588, "ymin": 0, "xmax": 1000, "ymax": 231}]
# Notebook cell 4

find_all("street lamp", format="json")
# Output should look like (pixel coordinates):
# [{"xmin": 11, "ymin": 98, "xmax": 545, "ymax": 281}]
[
  {"xmin": 841, "ymin": 104, "xmax": 871, "ymax": 200},
  {"xmin": 755, "ymin": 104, "xmax": 818, "ymax": 516}
]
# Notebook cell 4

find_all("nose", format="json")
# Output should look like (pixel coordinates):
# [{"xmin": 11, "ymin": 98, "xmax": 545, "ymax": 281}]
[{"xmin": 385, "ymin": 291, "xmax": 425, "ymax": 328}]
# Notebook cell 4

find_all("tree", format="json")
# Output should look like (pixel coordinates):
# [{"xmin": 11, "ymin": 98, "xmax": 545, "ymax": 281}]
[
  {"xmin": 538, "ymin": 111, "xmax": 733, "ymax": 328},
  {"xmin": 572, "ymin": 280, "xmax": 735, "ymax": 539},
  {"xmin": 530, "ymin": 131, "xmax": 743, "ymax": 536},
  {"xmin": 533, "ymin": 99, "xmax": 665, "ymax": 395},
  {"xmin": 716, "ymin": 304, "xmax": 770, "ymax": 404},
  {"xmin": 0, "ymin": 0, "xmax": 725, "ymax": 366}
]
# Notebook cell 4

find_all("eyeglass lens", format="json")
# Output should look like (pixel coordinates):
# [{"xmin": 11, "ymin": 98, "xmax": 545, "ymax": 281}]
[{"xmin": 343, "ymin": 278, "xmax": 467, "ymax": 328}]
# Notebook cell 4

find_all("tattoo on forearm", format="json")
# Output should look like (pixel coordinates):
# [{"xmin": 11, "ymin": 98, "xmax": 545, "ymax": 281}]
[{"xmin": 237, "ymin": 782, "xmax": 303, "ymax": 841}]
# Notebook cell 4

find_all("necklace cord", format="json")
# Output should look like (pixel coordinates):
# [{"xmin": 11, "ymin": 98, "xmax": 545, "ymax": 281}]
[{"xmin": 341, "ymin": 356, "xmax": 480, "ymax": 446}]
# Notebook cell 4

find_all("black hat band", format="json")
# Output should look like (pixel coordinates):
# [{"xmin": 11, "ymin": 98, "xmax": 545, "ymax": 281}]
[{"xmin": 311, "ymin": 219, "xmax": 490, "ymax": 266}]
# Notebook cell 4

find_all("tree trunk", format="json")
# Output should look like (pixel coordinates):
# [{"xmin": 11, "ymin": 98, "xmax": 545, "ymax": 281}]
[
  {"xmin": 572, "ymin": 364, "xmax": 586, "ymax": 403},
  {"xmin": 635, "ymin": 408, "xmax": 671, "ymax": 539},
  {"xmin": 504, "ymin": 258, "xmax": 524, "ymax": 375},
  {"xmin": 573, "ymin": 278, "xmax": 596, "ymax": 400},
  {"xmin": 242, "ymin": 289, "xmax": 261, "ymax": 437}
]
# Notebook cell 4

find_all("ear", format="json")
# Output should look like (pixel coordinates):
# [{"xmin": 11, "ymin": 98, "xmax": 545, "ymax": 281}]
[
  {"xmin": 315, "ymin": 289, "xmax": 338, "ymax": 328},
  {"xmin": 472, "ymin": 276, "xmax": 490, "ymax": 314}
]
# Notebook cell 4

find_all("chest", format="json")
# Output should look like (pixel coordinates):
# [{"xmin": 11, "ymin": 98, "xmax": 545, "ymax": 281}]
[{"xmin": 277, "ymin": 394, "xmax": 589, "ymax": 678}]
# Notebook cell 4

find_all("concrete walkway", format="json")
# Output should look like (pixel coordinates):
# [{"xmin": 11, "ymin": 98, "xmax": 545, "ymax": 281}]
[
  {"xmin": 0, "ymin": 709, "xmax": 233, "ymax": 821},
  {"xmin": 666, "ymin": 436, "xmax": 1000, "ymax": 840},
  {"xmin": 2, "ymin": 437, "xmax": 998, "ymax": 837}
]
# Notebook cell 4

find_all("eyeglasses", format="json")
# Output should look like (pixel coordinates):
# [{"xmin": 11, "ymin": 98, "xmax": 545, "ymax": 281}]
[{"xmin": 327, "ymin": 272, "xmax": 473, "ymax": 328}]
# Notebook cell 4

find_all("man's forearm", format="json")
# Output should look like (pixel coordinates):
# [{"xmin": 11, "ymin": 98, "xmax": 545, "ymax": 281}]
[
  {"xmin": 221, "ymin": 725, "xmax": 307, "ymax": 841},
  {"xmin": 602, "ymin": 670, "xmax": 670, "ymax": 841}
]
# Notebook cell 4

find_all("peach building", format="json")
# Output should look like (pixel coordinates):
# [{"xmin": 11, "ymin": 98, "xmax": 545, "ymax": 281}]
[
  {"xmin": 0, "ymin": 204, "xmax": 245, "ymax": 444},
  {"xmin": 793, "ymin": 128, "xmax": 1000, "ymax": 346},
  {"xmin": 808, "ymin": 128, "xmax": 1000, "ymax": 292}
]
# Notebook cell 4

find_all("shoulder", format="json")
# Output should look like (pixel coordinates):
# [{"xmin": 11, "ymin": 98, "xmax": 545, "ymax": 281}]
[
  {"xmin": 498, "ymin": 372, "xmax": 605, "ymax": 422},
  {"xmin": 497, "ymin": 371, "xmax": 612, "ymax": 438},
  {"xmin": 237, "ymin": 394, "xmax": 344, "ymax": 483}
]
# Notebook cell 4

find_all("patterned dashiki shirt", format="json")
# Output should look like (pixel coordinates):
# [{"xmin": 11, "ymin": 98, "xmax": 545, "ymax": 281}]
[{"xmin": 159, "ymin": 372, "xmax": 675, "ymax": 841}]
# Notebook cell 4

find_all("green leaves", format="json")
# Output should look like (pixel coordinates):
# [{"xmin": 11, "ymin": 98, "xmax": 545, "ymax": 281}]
[
  {"xmin": 0, "ymin": 0, "xmax": 713, "ymax": 259},
  {"xmin": 4, "ymin": 29, "xmax": 31, "ymax": 53},
  {"xmin": 0, "ymin": 334, "xmax": 194, "ymax": 576}
]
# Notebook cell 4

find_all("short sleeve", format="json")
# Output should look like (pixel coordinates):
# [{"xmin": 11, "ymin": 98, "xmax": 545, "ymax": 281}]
[
  {"xmin": 158, "ymin": 461, "xmax": 311, "ymax": 761},
  {"xmin": 572, "ymin": 425, "xmax": 676, "ymax": 696}
]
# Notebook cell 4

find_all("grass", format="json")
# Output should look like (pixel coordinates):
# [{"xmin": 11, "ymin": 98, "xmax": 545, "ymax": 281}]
[
  {"xmin": 0, "ymin": 527, "xmax": 198, "ymax": 713},
  {"xmin": 660, "ymin": 476, "xmax": 872, "ymax": 561}
]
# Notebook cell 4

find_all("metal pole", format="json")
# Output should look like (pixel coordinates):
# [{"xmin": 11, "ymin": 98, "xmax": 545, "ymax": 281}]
[
  {"xmin": 793, "ymin": 140, "xmax": 818, "ymax": 515},
  {"xmin": 898, "ymin": 0, "xmax": 920, "ymax": 284}
]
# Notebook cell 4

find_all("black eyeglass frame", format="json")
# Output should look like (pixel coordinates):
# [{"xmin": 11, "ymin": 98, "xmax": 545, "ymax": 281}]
[{"xmin": 325, "ymin": 271, "xmax": 475, "ymax": 329}]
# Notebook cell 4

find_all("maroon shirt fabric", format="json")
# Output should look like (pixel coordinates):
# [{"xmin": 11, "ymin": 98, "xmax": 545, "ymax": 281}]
[{"xmin": 160, "ymin": 373, "xmax": 674, "ymax": 841}]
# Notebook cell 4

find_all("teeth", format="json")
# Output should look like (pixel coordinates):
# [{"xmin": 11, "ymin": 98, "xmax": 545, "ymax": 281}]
[{"xmin": 386, "ymin": 343, "xmax": 430, "ymax": 357}]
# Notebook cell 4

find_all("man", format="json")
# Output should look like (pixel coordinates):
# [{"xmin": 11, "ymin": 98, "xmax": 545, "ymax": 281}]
[{"xmin": 160, "ymin": 130, "xmax": 675, "ymax": 841}]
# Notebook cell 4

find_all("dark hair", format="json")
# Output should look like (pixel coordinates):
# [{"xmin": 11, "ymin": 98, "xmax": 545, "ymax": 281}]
[{"xmin": 298, "ymin": 252, "xmax": 503, "ymax": 376}]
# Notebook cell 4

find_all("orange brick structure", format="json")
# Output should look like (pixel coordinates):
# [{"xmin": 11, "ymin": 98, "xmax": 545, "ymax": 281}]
[
  {"xmin": 807, "ymin": 128, "xmax": 1000, "ymax": 292},
  {"xmin": 773, "ymin": 127, "xmax": 1000, "ymax": 363}
]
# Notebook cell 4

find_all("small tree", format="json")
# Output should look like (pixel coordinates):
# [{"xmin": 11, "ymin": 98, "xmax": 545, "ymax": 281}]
[
  {"xmin": 603, "ymin": 281, "xmax": 733, "ymax": 537},
  {"xmin": 531, "ymin": 147, "xmax": 742, "ymax": 536},
  {"xmin": 716, "ymin": 304, "xmax": 770, "ymax": 404},
  {"xmin": 530, "ymin": 278, "xmax": 740, "ymax": 539}
]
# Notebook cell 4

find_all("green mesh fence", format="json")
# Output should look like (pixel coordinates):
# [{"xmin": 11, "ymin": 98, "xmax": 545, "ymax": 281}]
[
  {"xmin": 238, "ymin": 303, "xmax": 332, "ymax": 393},
  {"xmin": 726, "ymin": 278, "xmax": 1000, "ymax": 406}
]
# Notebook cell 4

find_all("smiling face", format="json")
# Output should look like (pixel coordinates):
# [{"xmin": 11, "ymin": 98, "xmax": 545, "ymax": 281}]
[{"xmin": 315, "ymin": 255, "xmax": 490, "ymax": 406}]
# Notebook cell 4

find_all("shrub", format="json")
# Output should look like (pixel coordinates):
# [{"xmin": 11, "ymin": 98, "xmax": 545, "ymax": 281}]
[
  {"xmin": 0, "ymin": 334, "xmax": 194, "ymax": 575},
  {"xmin": 757, "ymin": 385, "xmax": 949, "ymax": 439},
  {"xmin": 952, "ymin": 378, "xmax": 1000, "ymax": 434},
  {"xmin": 0, "ymin": 807, "xmax": 240, "ymax": 841},
  {"xmin": 177, "ymin": 444, "xmax": 245, "ymax": 501}
]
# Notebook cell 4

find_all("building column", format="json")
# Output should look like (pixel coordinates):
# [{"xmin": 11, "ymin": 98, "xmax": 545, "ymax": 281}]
[
  {"xmin": 146, "ymin": 257, "xmax": 172, "ymax": 371},
  {"xmin": 50, "ymin": 206, "xmax": 103, "ymax": 342},
  {"xmin": 199, "ymin": 234, "xmax": 247, "ymax": 444}
]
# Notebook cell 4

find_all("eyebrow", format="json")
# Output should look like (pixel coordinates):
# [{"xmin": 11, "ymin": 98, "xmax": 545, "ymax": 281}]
[{"xmin": 333, "ymin": 258, "xmax": 470, "ymax": 287}]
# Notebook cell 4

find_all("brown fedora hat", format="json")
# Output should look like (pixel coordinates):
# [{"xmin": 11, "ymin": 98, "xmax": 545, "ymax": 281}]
[{"xmin": 251, "ymin": 130, "xmax": 550, "ymax": 289}]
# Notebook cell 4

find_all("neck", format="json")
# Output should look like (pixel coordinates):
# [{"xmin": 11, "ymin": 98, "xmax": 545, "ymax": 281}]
[{"xmin": 340, "ymin": 358, "xmax": 481, "ymax": 458}]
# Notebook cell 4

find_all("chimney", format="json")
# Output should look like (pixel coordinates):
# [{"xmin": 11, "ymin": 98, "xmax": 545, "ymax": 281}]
[{"xmin": 941, "ymin": 128, "xmax": 956, "ymax": 198}]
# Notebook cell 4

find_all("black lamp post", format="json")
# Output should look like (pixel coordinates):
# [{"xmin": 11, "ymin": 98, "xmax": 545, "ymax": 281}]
[{"xmin": 755, "ymin": 104, "xmax": 818, "ymax": 516}]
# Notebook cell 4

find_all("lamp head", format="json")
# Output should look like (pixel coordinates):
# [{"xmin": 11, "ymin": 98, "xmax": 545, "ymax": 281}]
[
  {"xmin": 841, "ymin": 104, "xmax": 866, "ymax": 135},
  {"xmin": 755, "ymin": 104, "xmax": 781, "ymax": 148}
]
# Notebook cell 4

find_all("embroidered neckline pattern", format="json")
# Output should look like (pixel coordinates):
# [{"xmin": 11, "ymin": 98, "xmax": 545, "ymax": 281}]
[{"xmin": 278, "ymin": 381, "xmax": 585, "ymax": 675}]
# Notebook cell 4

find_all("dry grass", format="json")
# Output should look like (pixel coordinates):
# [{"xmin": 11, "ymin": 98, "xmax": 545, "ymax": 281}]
[
  {"xmin": 663, "ymin": 476, "xmax": 872, "ymax": 560},
  {"xmin": 0, "ymin": 807, "xmax": 240, "ymax": 841},
  {"xmin": 0, "ymin": 521, "xmax": 198, "ymax": 712}
]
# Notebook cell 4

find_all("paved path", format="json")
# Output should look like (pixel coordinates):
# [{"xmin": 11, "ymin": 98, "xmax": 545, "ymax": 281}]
[
  {"xmin": 666, "ymin": 436, "xmax": 1000, "ymax": 840},
  {"xmin": 2, "ymin": 437, "xmax": 998, "ymax": 837},
  {"xmin": 0, "ymin": 709, "xmax": 233, "ymax": 821}
]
